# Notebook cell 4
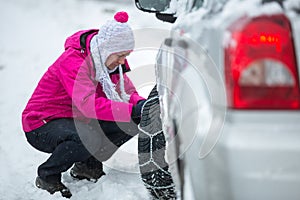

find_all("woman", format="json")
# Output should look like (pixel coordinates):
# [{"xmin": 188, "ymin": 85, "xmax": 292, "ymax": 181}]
[{"xmin": 22, "ymin": 11, "xmax": 146, "ymax": 198}]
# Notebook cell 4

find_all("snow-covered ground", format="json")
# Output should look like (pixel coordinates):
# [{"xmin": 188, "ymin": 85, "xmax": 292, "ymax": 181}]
[{"xmin": 0, "ymin": 0, "xmax": 171, "ymax": 199}]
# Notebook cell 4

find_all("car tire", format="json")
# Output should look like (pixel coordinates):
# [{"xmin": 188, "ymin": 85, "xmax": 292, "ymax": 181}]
[{"xmin": 138, "ymin": 85, "xmax": 177, "ymax": 199}]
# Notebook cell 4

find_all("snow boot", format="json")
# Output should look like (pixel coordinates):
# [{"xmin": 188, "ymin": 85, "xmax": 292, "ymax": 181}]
[
  {"xmin": 70, "ymin": 162, "xmax": 105, "ymax": 182},
  {"xmin": 35, "ymin": 176, "xmax": 72, "ymax": 198}
]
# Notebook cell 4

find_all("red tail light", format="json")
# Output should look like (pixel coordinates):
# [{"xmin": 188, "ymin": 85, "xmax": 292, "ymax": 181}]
[{"xmin": 224, "ymin": 14, "xmax": 300, "ymax": 109}]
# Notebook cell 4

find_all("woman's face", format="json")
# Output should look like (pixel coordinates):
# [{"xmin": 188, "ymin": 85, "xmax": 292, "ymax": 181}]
[{"xmin": 105, "ymin": 50, "xmax": 131, "ymax": 70}]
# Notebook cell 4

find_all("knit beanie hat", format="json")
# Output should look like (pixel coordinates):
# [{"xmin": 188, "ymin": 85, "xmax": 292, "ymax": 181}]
[
  {"xmin": 90, "ymin": 11, "xmax": 134, "ymax": 102},
  {"xmin": 97, "ymin": 11, "xmax": 135, "ymax": 63}
]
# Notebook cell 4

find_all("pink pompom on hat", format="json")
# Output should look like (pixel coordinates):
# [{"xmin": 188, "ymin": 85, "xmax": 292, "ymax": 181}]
[
  {"xmin": 114, "ymin": 11, "xmax": 129, "ymax": 23},
  {"xmin": 93, "ymin": 11, "xmax": 135, "ymax": 64}
]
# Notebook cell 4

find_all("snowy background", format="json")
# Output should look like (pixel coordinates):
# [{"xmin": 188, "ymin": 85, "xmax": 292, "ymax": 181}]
[{"xmin": 0, "ymin": 0, "xmax": 171, "ymax": 199}]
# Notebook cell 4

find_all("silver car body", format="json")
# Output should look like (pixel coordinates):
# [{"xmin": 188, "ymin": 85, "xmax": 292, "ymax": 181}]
[{"xmin": 153, "ymin": 0, "xmax": 300, "ymax": 199}]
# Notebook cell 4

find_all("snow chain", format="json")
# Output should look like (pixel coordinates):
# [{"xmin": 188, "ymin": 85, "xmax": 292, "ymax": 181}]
[{"xmin": 138, "ymin": 86, "xmax": 177, "ymax": 200}]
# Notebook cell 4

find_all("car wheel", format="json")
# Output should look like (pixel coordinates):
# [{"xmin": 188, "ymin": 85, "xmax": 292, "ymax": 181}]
[{"xmin": 138, "ymin": 85, "xmax": 177, "ymax": 199}]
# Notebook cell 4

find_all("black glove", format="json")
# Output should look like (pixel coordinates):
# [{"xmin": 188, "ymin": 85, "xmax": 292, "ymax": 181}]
[{"xmin": 131, "ymin": 99, "xmax": 147, "ymax": 124}]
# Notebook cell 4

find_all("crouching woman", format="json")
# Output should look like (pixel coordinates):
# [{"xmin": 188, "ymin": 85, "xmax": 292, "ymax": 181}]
[{"xmin": 22, "ymin": 11, "xmax": 146, "ymax": 198}]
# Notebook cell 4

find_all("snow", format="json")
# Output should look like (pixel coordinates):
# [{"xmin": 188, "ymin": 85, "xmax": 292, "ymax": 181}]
[
  {"xmin": 174, "ymin": 0, "xmax": 286, "ymax": 32},
  {"xmin": 0, "ymin": 0, "xmax": 171, "ymax": 199}
]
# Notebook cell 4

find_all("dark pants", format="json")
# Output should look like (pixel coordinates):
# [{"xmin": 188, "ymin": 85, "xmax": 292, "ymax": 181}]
[{"xmin": 25, "ymin": 118, "xmax": 139, "ymax": 183}]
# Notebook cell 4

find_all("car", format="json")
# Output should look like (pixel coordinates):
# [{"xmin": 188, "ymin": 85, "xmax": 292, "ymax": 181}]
[{"xmin": 134, "ymin": 0, "xmax": 300, "ymax": 199}]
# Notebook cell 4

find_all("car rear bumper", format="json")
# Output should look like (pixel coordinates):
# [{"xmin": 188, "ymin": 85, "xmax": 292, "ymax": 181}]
[{"xmin": 182, "ymin": 110, "xmax": 300, "ymax": 200}]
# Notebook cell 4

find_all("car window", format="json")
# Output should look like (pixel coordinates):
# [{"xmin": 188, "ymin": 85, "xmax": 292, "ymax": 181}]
[
  {"xmin": 193, "ymin": 0, "xmax": 204, "ymax": 9},
  {"xmin": 193, "ymin": 0, "xmax": 228, "ymax": 13}
]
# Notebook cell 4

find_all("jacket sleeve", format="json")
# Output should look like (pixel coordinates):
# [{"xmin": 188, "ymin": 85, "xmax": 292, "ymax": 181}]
[{"xmin": 57, "ymin": 49, "xmax": 133, "ymax": 122}]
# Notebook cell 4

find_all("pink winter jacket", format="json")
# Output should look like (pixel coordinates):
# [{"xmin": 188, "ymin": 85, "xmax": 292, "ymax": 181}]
[{"xmin": 22, "ymin": 29, "xmax": 145, "ymax": 132}]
